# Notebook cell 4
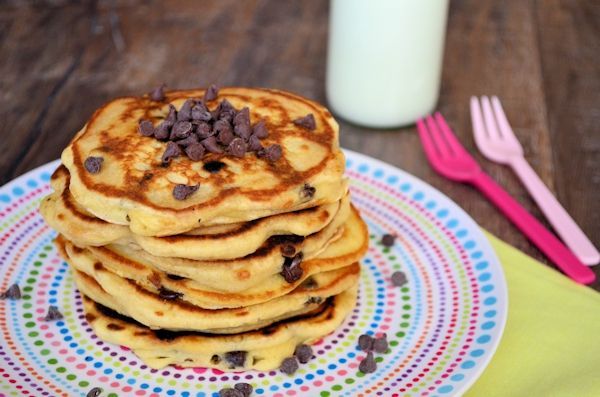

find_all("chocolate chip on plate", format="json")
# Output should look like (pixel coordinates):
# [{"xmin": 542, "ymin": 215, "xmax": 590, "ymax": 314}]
[
  {"xmin": 252, "ymin": 120, "xmax": 268, "ymax": 139},
  {"xmin": 228, "ymin": 137, "xmax": 247, "ymax": 158},
  {"xmin": 373, "ymin": 333, "xmax": 388, "ymax": 353},
  {"xmin": 138, "ymin": 119, "xmax": 155, "ymax": 136},
  {"xmin": 204, "ymin": 84, "xmax": 219, "ymax": 102},
  {"xmin": 234, "ymin": 382, "xmax": 253, "ymax": 397},
  {"xmin": 44, "ymin": 305, "xmax": 63, "ymax": 321},
  {"xmin": 279, "ymin": 357, "xmax": 299, "ymax": 375},
  {"xmin": 281, "ymin": 253, "xmax": 304, "ymax": 283},
  {"xmin": 149, "ymin": 84, "xmax": 166, "ymax": 101},
  {"xmin": 185, "ymin": 143, "xmax": 205, "ymax": 161},
  {"xmin": 158, "ymin": 287, "xmax": 183, "ymax": 301},
  {"xmin": 300, "ymin": 183, "xmax": 316, "ymax": 199},
  {"xmin": 391, "ymin": 271, "xmax": 407, "ymax": 287},
  {"xmin": 358, "ymin": 334, "xmax": 374, "ymax": 352},
  {"xmin": 224, "ymin": 351, "xmax": 247, "ymax": 367},
  {"xmin": 257, "ymin": 144, "xmax": 282, "ymax": 162},
  {"xmin": 381, "ymin": 233, "xmax": 396, "ymax": 247},
  {"xmin": 0, "ymin": 283, "xmax": 21, "ymax": 300},
  {"xmin": 293, "ymin": 114, "xmax": 316, "ymax": 130},
  {"xmin": 162, "ymin": 142, "xmax": 183, "ymax": 164},
  {"xmin": 294, "ymin": 344, "xmax": 313, "ymax": 364},
  {"xmin": 86, "ymin": 387, "xmax": 103, "ymax": 397},
  {"xmin": 172, "ymin": 184, "xmax": 199, "ymax": 200},
  {"xmin": 84, "ymin": 156, "xmax": 104, "ymax": 174},
  {"xmin": 359, "ymin": 351, "xmax": 377, "ymax": 374},
  {"xmin": 219, "ymin": 389, "xmax": 243, "ymax": 397},
  {"xmin": 201, "ymin": 136, "xmax": 223, "ymax": 153}
]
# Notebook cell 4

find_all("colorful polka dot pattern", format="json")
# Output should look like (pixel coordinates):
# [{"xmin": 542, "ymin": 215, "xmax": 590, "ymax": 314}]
[{"xmin": 0, "ymin": 153, "xmax": 506, "ymax": 396}]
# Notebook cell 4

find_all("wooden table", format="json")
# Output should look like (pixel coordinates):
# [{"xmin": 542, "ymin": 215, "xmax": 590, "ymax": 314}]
[{"xmin": 1, "ymin": 0, "xmax": 598, "ymax": 289}]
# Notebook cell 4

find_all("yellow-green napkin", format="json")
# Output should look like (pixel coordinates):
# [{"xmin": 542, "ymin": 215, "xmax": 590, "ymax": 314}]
[{"xmin": 465, "ymin": 233, "xmax": 600, "ymax": 397}]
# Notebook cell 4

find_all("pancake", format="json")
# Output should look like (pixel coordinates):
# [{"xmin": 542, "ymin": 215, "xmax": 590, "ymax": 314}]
[
  {"xmin": 82, "ymin": 284, "xmax": 357, "ymax": 370},
  {"xmin": 61, "ymin": 87, "xmax": 347, "ymax": 236},
  {"xmin": 41, "ymin": 166, "xmax": 348, "ymax": 260}
]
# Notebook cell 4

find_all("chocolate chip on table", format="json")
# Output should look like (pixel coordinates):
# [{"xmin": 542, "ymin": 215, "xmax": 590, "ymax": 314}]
[
  {"xmin": 86, "ymin": 387, "xmax": 103, "ymax": 397},
  {"xmin": 149, "ymin": 84, "xmax": 166, "ymax": 101},
  {"xmin": 172, "ymin": 184, "xmax": 199, "ymax": 200},
  {"xmin": 391, "ymin": 271, "xmax": 407, "ymax": 287},
  {"xmin": 204, "ymin": 84, "xmax": 219, "ymax": 102},
  {"xmin": 219, "ymin": 388, "xmax": 244, "ymax": 397},
  {"xmin": 359, "ymin": 351, "xmax": 377, "ymax": 374},
  {"xmin": 44, "ymin": 305, "xmax": 63, "ymax": 321},
  {"xmin": 162, "ymin": 142, "xmax": 183, "ymax": 164},
  {"xmin": 381, "ymin": 233, "xmax": 395, "ymax": 247},
  {"xmin": 177, "ymin": 99, "xmax": 195, "ymax": 121},
  {"xmin": 158, "ymin": 287, "xmax": 183, "ymax": 300},
  {"xmin": 252, "ymin": 120, "xmax": 268, "ymax": 139},
  {"xmin": 373, "ymin": 334, "xmax": 388, "ymax": 353},
  {"xmin": 228, "ymin": 138, "xmax": 247, "ymax": 158},
  {"xmin": 280, "ymin": 244, "xmax": 296, "ymax": 258},
  {"xmin": 257, "ymin": 144, "xmax": 282, "ymax": 162},
  {"xmin": 185, "ymin": 143, "xmax": 205, "ymax": 161},
  {"xmin": 0, "ymin": 283, "xmax": 21, "ymax": 300},
  {"xmin": 281, "ymin": 253, "xmax": 304, "ymax": 283},
  {"xmin": 300, "ymin": 183, "xmax": 316, "ymax": 199},
  {"xmin": 358, "ymin": 334, "xmax": 374, "ymax": 352},
  {"xmin": 224, "ymin": 351, "xmax": 247, "ymax": 367},
  {"xmin": 138, "ymin": 119, "xmax": 155, "ymax": 136},
  {"xmin": 294, "ymin": 344, "xmax": 313, "ymax": 364},
  {"xmin": 84, "ymin": 156, "xmax": 104, "ymax": 174},
  {"xmin": 247, "ymin": 135, "xmax": 263, "ymax": 152},
  {"xmin": 234, "ymin": 382, "xmax": 253, "ymax": 397},
  {"xmin": 293, "ymin": 114, "xmax": 316, "ymax": 130},
  {"xmin": 280, "ymin": 356, "xmax": 299, "ymax": 375},
  {"xmin": 202, "ymin": 136, "xmax": 223, "ymax": 153}
]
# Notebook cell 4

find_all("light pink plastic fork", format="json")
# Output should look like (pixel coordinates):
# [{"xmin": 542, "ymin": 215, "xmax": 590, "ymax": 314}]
[
  {"xmin": 471, "ymin": 96, "xmax": 599, "ymax": 266},
  {"xmin": 417, "ymin": 113, "xmax": 596, "ymax": 285}
]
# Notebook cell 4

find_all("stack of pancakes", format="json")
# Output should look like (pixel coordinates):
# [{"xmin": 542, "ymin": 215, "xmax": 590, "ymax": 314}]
[{"xmin": 40, "ymin": 87, "xmax": 368, "ymax": 371}]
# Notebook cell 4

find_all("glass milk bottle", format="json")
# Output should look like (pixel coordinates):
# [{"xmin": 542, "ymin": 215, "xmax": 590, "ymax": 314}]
[{"xmin": 326, "ymin": 0, "xmax": 449, "ymax": 128}]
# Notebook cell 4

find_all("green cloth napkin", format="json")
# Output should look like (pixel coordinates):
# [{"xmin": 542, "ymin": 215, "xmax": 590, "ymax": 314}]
[{"xmin": 465, "ymin": 233, "xmax": 600, "ymax": 397}]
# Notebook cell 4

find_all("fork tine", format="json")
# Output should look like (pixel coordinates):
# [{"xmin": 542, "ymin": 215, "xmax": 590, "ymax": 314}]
[
  {"xmin": 416, "ymin": 118, "xmax": 443, "ymax": 163},
  {"xmin": 481, "ymin": 96, "xmax": 502, "ymax": 140},
  {"xmin": 470, "ymin": 97, "xmax": 489, "ymax": 151},
  {"xmin": 491, "ymin": 96, "xmax": 523, "ymax": 148},
  {"xmin": 425, "ymin": 115, "xmax": 452, "ymax": 158},
  {"xmin": 433, "ymin": 112, "xmax": 470, "ymax": 157}
]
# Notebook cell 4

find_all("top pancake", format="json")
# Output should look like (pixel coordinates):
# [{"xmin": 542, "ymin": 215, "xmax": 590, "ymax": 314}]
[{"xmin": 62, "ymin": 87, "xmax": 346, "ymax": 236}]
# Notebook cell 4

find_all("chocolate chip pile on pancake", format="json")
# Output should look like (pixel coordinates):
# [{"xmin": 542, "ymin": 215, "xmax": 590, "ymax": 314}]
[{"xmin": 40, "ymin": 85, "xmax": 368, "ymax": 371}]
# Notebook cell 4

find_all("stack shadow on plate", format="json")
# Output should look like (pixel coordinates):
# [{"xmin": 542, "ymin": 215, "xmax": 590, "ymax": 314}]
[{"xmin": 40, "ymin": 87, "xmax": 368, "ymax": 371}]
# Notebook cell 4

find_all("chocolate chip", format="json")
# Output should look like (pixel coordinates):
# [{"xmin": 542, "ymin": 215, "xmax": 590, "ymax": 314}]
[
  {"xmin": 234, "ymin": 382, "xmax": 253, "ymax": 397},
  {"xmin": 257, "ymin": 144, "xmax": 282, "ymax": 162},
  {"xmin": 203, "ymin": 160, "xmax": 226, "ymax": 173},
  {"xmin": 217, "ymin": 99, "xmax": 237, "ymax": 122},
  {"xmin": 358, "ymin": 334, "xmax": 374, "ymax": 351},
  {"xmin": 166, "ymin": 273, "xmax": 185, "ymax": 281},
  {"xmin": 162, "ymin": 142, "xmax": 182, "ymax": 164},
  {"xmin": 185, "ymin": 143, "xmax": 205, "ymax": 161},
  {"xmin": 224, "ymin": 351, "xmax": 246, "ymax": 367},
  {"xmin": 281, "ymin": 252, "xmax": 303, "ymax": 283},
  {"xmin": 373, "ymin": 334, "xmax": 388, "ymax": 353},
  {"xmin": 154, "ymin": 122, "xmax": 171, "ymax": 140},
  {"xmin": 228, "ymin": 138, "xmax": 247, "ymax": 158},
  {"xmin": 204, "ymin": 84, "xmax": 219, "ymax": 102},
  {"xmin": 252, "ymin": 120, "xmax": 268, "ymax": 139},
  {"xmin": 158, "ymin": 287, "xmax": 183, "ymax": 300},
  {"xmin": 44, "ymin": 305, "xmax": 63, "ymax": 321},
  {"xmin": 84, "ymin": 156, "xmax": 103, "ymax": 174},
  {"xmin": 195, "ymin": 122, "xmax": 214, "ymax": 139},
  {"xmin": 359, "ymin": 352, "xmax": 377, "ymax": 374},
  {"xmin": 138, "ymin": 120, "xmax": 155, "ymax": 136},
  {"xmin": 280, "ymin": 357, "xmax": 299, "ymax": 375},
  {"xmin": 149, "ymin": 84, "xmax": 166, "ymax": 101},
  {"xmin": 300, "ymin": 183, "xmax": 316, "ymax": 200},
  {"xmin": 294, "ymin": 344, "xmax": 313, "ymax": 364},
  {"xmin": 191, "ymin": 103, "xmax": 212, "ymax": 122},
  {"xmin": 0, "ymin": 283, "xmax": 21, "ymax": 300},
  {"xmin": 211, "ymin": 354, "xmax": 221, "ymax": 364},
  {"xmin": 171, "ymin": 121, "xmax": 193, "ymax": 139},
  {"xmin": 176, "ymin": 134, "xmax": 199, "ymax": 147},
  {"xmin": 233, "ymin": 107, "xmax": 251, "ymax": 139},
  {"xmin": 293, "ymin": 114, "xmax": 316, "ymax": 130},
  {"xmin": 247, "ymin": 135, "xmax": 263, "ymax": 152},
  {"xmin": 391, "ymin": 271, "xmax": 407, "ymax": 287},
  {"xmin": 86, "ymin": 387, "xmax": 103, "ymax": 397},
  {"xmin": 164, "ymin": 104, "xmax": 177, "ymax": 126},
  {"xmin": 177, "ymin": 99, "xmax": 194, "ymax": 121},
  {"xmin": 280, "ymin": 244, "xmax": 296, "ymax": 258},
  {"xmin": 219, "ymin": 388, "xmax": 243, "ymax": 397},
  {"xmin": 172, "ymin": 184, "xmax": 199, "ymax": 200},
  {"xmin": 381, "ymin": 234, "xmax": 395, "ymax": 247},
  {"xmin": 215, "ymin": 120, "xmax": 234, "ymax": 145},
  {"xmin": 305, "ymin": 296, "xmax": 323, "ymax": 305},
  {"xmin": 201, "ymin": 136, "xmax": 223, "ymax": 153}
]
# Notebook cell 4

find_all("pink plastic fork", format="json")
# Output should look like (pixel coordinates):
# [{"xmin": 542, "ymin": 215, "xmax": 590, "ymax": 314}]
[{"xmin": 417, "ymin": 113, "xmax": 596, "ymax": 285}]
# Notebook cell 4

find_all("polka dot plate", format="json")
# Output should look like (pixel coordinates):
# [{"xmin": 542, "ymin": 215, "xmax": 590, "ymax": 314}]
[{"xmin": 0, "ymin": 150, "xmax": 507, "ymax": 397}]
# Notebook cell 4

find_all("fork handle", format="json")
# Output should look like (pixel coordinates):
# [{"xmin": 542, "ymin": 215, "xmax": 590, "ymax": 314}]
[
  {"xmin": 470, "ymin": 171, "xmax": 596, "ymax": 284},
  {"xmin": 509, "ymin": 156, "xmax": 600, "ymax": 265}
]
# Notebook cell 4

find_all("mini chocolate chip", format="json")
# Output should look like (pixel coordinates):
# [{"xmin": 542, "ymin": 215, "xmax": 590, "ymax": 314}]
[
  {"xmin": 212, "ymin": 99, "xmax": 235, "ymax": 121},
  {"xmin": 216, "ymin": 121, "xmax": 235, "ymax": 145},
  {"xmin": 158, "ymin": 287, "xmax": 183, "ymax": 301},
  {"xmin": 280, "ymin": 357, "xmax": 299, "ymax": 375},
  {"xmin": 211, "ymin": 354, "xmax": 221, "ymax": 364},
  {"xmin": 391, "ymin": 271, "xmax": 407, "ymax": 287},
  {"xmin": 233, "ymin": 107, "xmax": 250, "ymax": 127},
  {"xmin": 86, "ymin": 387, "xmax": 103, "ymax": 397},
  {"xmin": 0, "ymin": 283, "xmax": 21, "ymax": 300},
  {"xmin": 166, "ymin": 273, "xmax": 185, "ymax": 281},
  {"xmin": 257, "ymin": 144, "xmax": 282, "ymax": 162},
  {"xmin": 280, "ymin": 244, "xmax": 296, "ymax": 258},
  {"xmin": 177, "ymin": 99, "xmax": 195, "ymax": 121},
  {"xmin": 171, "ymin": 121, "xmax": 193, "ymax": 139},
  {"xmin": 154, "ymin": 122, "xmax": 171, "ymax": 140},
  {"xmin": 219, "ymin": 389, "xmax": 243, "ymax": 397},
  {"xmin": 234, "ymin": 123, "xmax": 251, "ymax": 140},
  {"xmin": 359, "ymin": 352, "xmax": 377, "ymax": 374},
  {"xmin": 305, "ymin": 296, "xmax": 323, "ymax": 305},
  {"xmin": 373, "ymin": 334, "xmax": 388, "ymax": 353},
  {"xmin": 164, "ymin": 104, "xmax": 177, "ymax": 126},
  {"xmin": 138, "ymin": 119, "xmax": 155, "ymax": 136},
  {"xmin": 281, "ymin": 252, "xmax": 303, "ymax": 283},
  {"xmin": 84, "ymin": 156, "xmax": 104, "ymax": 174},
  {"xmin": 300, "ymin": 183, "xmax": 316, "ymax": 200},
  {"xmin": 293, "ymin": 114, "xmax": 316, "ymax": 130},
  {"xmin": 224, "ymin": 351, "xmax": 246, "ymax": 367},
  {"xmin": 234, "ymin": 382, "xmax": 253, "ymax": 397},
  {"xmin": 294, "ymin": 344, "xmax": 313, "ymax": 364},
  {"xmin": 185, "ymin": 143, "xmax": 206, "ymax": 161},
  {"xmin": 202, "ymin": 136, "xmax": 223, "ymax": 153},
  {"xmin": 247, "ymin": 134, "xmax": 263, "ymax": 152},
  {"xmin": 162, "ymin": 142, "xmax": 182, "ymax": 164},
  {"xmin": 172, "ymin": 184, "xmax": 199, "ymax": 200},
  {"xmin": 204, "ymin": 84, "xmax": 219, "ymax": 102},
  {"xmin": 381, "ymin": 234, "xmax": 395, "ymax": 247},
  {"xmin": 149, "ymin": 84, "xmax": 166, "ymax": 101},
  {"xmin": 44, "ymin": 305, "xmax": 63, "ymax": 321},
  {"xmin": 358, "ymin": 334, "xmax": 374, "ymax": 351},
  {"xmin": 228, "ymin": 138, "xmax": 247, "ymax": 158},
  {"xmin": 302, "ymin": 277, "xmax": 318, "ymax": 289},
  {"xmin": 176, "ymin": 134, "xmax": 199, "ymax": 147},
  {"xmin": 191, "ymin": 103, "xmax": 212, "ymax": 121},
  {"xmin": 252, "ymin": 120, "xmax": 268, "ymax": 139},
  {"xmin": 203, "ymin": 160, "xmax": 226, "ymax": 173},
  {"xmin": 195, "ymin": 122, "xmax": 214, "ymax": 139}
]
